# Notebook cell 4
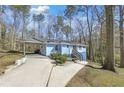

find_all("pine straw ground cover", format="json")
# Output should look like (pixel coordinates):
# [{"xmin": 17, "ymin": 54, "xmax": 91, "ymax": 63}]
[
  {"xmin": 66, "ymin": 62, "xmax": 124, "ymax": 87},
  {"xmin": 0, "ymin": 53, "xmax": 23, "ymax": 75}
]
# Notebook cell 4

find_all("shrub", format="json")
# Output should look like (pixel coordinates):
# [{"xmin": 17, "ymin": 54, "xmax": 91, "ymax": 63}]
[
  {"xmin": 50, "ymin": 53, "xmax": 67, "ymax": 64},
  {"xmin": 57, "ymin": 54, "xmax": 67, "ymax": 64},
  {"xmin": 50, "ymin": 53, "xmax": 61, "ymax": 60}
]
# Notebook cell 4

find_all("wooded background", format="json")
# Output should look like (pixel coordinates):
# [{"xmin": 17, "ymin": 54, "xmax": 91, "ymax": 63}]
[{"xmin": 0, "ymin": 5, "xmax": 124, "ymax": 71}]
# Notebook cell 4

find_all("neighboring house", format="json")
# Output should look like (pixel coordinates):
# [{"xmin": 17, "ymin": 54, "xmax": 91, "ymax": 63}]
[{"xmin": 40, "ymin": 42, "xmax": 87, "ymax": 61}]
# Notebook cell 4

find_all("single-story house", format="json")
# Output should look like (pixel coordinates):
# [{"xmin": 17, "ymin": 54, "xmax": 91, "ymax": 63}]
[
  {"xmin": 19, "ymin": 38, "xmax": 87, "ymax": 61},
  {"xmin": 40, "ymin": 42, "xmax": 87, "ymax": 61}
]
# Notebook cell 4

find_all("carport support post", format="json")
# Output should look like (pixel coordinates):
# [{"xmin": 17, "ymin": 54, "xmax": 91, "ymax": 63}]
[{"xmin": 23, "ymin": 42, "xmax": 26, "ymax": 55}]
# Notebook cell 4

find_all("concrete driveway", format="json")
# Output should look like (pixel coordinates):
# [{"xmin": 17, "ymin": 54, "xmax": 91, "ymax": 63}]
[
  {"xmin": 0, "ymin": 54, "xmax": 85, "ymax": 87},
  {"xmin": 47, "ymin": 62, "xmax": 84, "ymax": 87}
]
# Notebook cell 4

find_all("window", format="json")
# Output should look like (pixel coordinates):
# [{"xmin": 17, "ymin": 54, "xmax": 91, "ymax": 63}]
[
  {"xmin": 55, "ymin": 45, "xmax": 59, "ymax": 51},
  {"xmin": 67, "ymin": 45, "xmax": 69, "ymax": 48},
  {"xmin": 73, "ymin": 45, "xmax": 76, "ymax": 48}
]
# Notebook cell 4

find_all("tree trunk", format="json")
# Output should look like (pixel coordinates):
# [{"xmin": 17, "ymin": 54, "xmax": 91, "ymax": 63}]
[
  {"xmin": 1, "ymin": 24, "xmax": 6, "ymax": 49},
  {"xmin": 66, "ymin": 32, "xmax": 69, "ymax": 41},
  {"xmin": 48, "ymin": 25, "xmax": 50, "ymax": 40},
  {"xmin": 34, "ymin": 20, "xmax": 36, "ymax": 38},
  {"xmin": 22, "ymin": 13, "xmax": 25, "ymax": 39},
  {"xmin": 11, "ymin": 25, "xmax": 15, "ymax": 50},
  {"xmin": 99, "ymin": 23, "xmax": 104, "ymax": 65},
  {"xmin": 102, "ymin": 5, "xmax": 115, "ymax": 72},
  {"xmin": 119, "ymin": 6, "xmax": 124, "ymax": 67},
  {"xmin": 69, "ymin": 17, "xmax": 72, "ymax": 41},
  {"xmin": 86, "ymin": 7, "xmax": 93, "ymax": 61},
  {"xmin": 77, "ymin": 19, "xmax": 86, "ymax": 45},
  {"xmin": 38, "ymin": 21, "xmax": 40, "ymax": 38},
  {"xmin": 11, "ymin": 11, "xmax": 16, "ymax": 50}
]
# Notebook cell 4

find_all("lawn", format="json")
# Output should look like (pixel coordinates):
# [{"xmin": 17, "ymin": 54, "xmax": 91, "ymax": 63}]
[
  {"xmin": 66, "ymin": 62, "xmax": 124, "ymax": 87},
  {"xmin": 0, "ymin": 53, "xmax": 23, "ymax": 74}
]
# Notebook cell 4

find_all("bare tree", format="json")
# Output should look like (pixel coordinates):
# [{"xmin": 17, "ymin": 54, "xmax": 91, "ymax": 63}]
[
  {"xmin": 85, "ymin": 6, "xmax": 95, "ymax": 61},
  {"xmin": 64, "ymin": 5, "xmax": 76, "ymax": 41},
  {"xmin": 76, "ymin": 18, "xmax": 86, "ymax": 44},
  {"xmin": 94, "ymin": 6, "xmax": 105, "ymax": 63}
]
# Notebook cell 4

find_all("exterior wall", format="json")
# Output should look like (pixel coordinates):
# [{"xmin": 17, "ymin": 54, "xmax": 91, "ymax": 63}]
[
  {"xmin": 61, "ymin": 44, "xmax": 70, "ymax": 55},
  {"xmin": 46, "ymin": 44, "xmax": 56, "ymax": 56},
  {"xmin": 77, "ymin": 47, "xmax": 87, "ymax": 61},
  {"xmin": 69, "ymin": 45, "xmax": 73, "ymax": 55},
  {"xmin": 61, "ymin": 45, "xmax": 87, "ymax": 61},
  {"xmin": 82, "ymin": 52, "xmax": 87, "ymax": 61},
  {"xmin": 40, "ymin": 44, "xmax": 46, "ymax": 55},
  {"xmin": 41, "ymin": 43, "xmax": 87, "ymax": 61},
  {"xmin": 77, "ymin": 47, "xmax": 86, "ymax": 52}
]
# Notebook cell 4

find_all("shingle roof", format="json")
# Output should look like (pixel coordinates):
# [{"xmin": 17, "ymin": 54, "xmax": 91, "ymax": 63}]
[
  {"xmin": 46, "ymin": 42, "xmax": 87, "ymax": 47},
  {"xmin": 19, "ymin": 38, "xmax": 43, "ymax": 44},
  {"xmin": 19, "ymin": 38, "xmax": 87, "ymax": 47}
]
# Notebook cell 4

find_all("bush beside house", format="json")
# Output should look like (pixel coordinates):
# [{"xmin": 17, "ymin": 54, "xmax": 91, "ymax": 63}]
[{"xmin": 50, "ymin": 53, "xmax": 67, "ymax": 64}]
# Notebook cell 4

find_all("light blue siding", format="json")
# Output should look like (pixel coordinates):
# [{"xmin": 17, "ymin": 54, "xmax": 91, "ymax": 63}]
[
  {"xmin": 77, "ymin": 47, "xmax": 86, "ymax": 53},
  {"xmin": 61, "ymin": 45, "xmax": 70, "ymax": 55},
  {"xmin": 46, "ymin": 44, "xmax": 55, "ymax": 56},
  {"xmin": 69, "ymin": 46, "xmax": 73, "ymax": 55},
  {"xmin": 77, "ymin": 47, "xmax": 86, "ymax": 61},
  {"xmin": 82, "ymin": 52, "xmax": 87, "ymax": 61},
  {"xmin": 42, "ymin": 43, "xmax": 87, "ymax": 61}
]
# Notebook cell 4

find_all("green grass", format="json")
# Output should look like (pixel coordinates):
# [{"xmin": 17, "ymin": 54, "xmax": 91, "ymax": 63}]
[
  {"xmin": 0, "ymin": 53, "xmax": 23, "ymax": 74},
  {"xmin": 66, "ymin": 62, "xmax": 124, "ymax": 87}
]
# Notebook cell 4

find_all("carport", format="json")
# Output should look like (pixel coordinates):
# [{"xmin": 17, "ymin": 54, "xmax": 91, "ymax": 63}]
[{"xmin": 19, "ymin": 38, "xmax": 43, "ymax": 55}]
